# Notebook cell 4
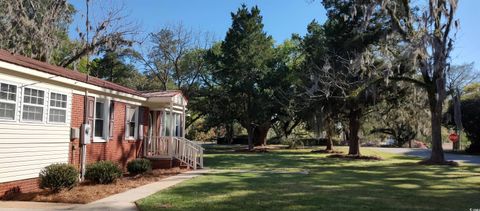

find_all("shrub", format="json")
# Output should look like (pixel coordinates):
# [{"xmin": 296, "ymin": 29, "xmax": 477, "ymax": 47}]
[
  {"xmin": 39, "ymin": 163, "xmax": 78, "ymax": 192},
  {"xmin": 127, "ymin": 159, "xmax": 152, "ymax": 175},
  {"xmin": 85, "ymin": 161, "xmax": 122, "ymax": 184}
]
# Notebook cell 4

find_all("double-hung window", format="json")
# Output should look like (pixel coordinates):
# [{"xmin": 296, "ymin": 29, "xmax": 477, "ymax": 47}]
[
  {"xmin": 49, "ymin": 92, "xmax": 67, "ymax": 123},
  {"xmin": 94, "ymin": 101, "xmax": 105, "ymax": 138},
  {"xmin": 0, "ymin": 82, "xmax": 17, "ymax": 120},
  {"xmin": 22, "ymin": 88, "xmax": 45, "ymax": 122},
  {"xmin": 125, "ymin": 106, "xmax": 138, "ymax": 140}
]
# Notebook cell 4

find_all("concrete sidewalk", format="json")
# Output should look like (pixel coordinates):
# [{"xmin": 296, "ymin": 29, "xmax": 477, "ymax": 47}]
[
  {"xmin": 372, "ymin": 147, "xmax": 480, "ymax": 165},
  {"xmin": 0, "ymin": 169, "xmax": 210, "ymax": 211}
]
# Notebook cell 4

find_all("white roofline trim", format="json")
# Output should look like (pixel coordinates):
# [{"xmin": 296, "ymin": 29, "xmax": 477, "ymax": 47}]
[{"xmin": 0, "ymin": 61, "xmax": 147, "ymax": 102}]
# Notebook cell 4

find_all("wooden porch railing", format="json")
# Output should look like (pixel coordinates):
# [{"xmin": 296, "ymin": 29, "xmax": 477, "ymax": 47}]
[{"xmin": 144, "ymin": 136, "xmax": 204, "ymax": 169}]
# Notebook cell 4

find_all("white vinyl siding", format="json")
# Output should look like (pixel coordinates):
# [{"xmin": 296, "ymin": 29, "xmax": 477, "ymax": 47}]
[{"xmin": 0, "ymin": 74, "xmax": 72, "ymax": 183}]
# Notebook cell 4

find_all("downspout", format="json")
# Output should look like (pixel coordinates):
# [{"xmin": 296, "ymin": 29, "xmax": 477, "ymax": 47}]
[
  {"xmin": 80, "ymin": 89, "xmax": 88, "ymax": 181},
  {"xmin": 80, "ymin": 0, "xmax": 90, "ymax": 181}
]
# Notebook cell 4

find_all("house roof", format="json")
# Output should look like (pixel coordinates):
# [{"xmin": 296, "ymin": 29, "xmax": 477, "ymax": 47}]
[{"xmin": 0, "ymin": 49, "xmax": 144, "ymax": 96}]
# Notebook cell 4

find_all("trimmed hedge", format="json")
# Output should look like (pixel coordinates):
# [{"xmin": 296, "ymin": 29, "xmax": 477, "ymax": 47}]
[
  {"xmin": 85, "ymin": 161, "xmax": 122, "ymax": 184},
  {"xmin": 39, "ymin": 163, "xmax": 78, "ymax": 192},
  {"xmin": 127, "ymin": 159, "xmax": 152, "ymax": 175}
]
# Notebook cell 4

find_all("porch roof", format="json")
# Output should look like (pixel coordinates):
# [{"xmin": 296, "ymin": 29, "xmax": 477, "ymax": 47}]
[{"xmin": 142, "ymin": 90, "xmax": 188, "ymax": 106}]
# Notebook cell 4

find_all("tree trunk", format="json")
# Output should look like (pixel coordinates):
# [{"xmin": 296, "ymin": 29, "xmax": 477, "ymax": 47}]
[
  {"xmin": 325, "ymin": 121, "xmax": 334, "ymax": 151},
  {"xmin": 409, "ymin": 139, "xmax": 412, "ymax": 148},
  {"xmin": 348, "ymin": 109, "xmax": 361, "ymax": 156},
  {"xmin": 325, "ymin": 134, "xmax": 333, "ymax": 151},
  {"xmin": 254, "ymin": 124, "xmax": 270, "ymax": 146},
  {"xmin": 247, "ymin": 126, "xmax": 254, "ymax": 151},
  {"xmin": 428, "ymin": 109, "xmax": 445, "ymax": 163},
  {"xmin": 225, "ymin": 123, "xmax": 234, "ymax": 144}
]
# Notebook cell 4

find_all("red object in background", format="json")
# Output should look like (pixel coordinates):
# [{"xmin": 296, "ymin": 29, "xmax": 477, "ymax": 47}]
[{"xmin": 449, "ymin": 133, "xmax": 459, "ymax": 142}]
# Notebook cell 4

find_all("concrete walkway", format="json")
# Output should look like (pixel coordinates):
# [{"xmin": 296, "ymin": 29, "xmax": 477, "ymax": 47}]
[
  {"xmin": 0, "ymin": 169, "xmax": 210, "ymax": 211},
  {"xmin": 372, "ymin": 147, "xmax": 480, "ymax": 165}
]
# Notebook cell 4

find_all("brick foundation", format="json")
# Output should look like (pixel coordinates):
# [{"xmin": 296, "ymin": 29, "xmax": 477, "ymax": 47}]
[{"xmin": 0, "ymin": 178, "xmax": 40, "ymax": 200}]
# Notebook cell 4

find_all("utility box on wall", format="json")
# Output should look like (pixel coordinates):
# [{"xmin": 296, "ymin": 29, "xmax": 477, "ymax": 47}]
[
  {"xmin": 80, "ymin": 123, "xmax": 91, "ymax": 145},
  {"xmin": 71, "ymin": 127, "xmax": 80, "ymax": 139}
]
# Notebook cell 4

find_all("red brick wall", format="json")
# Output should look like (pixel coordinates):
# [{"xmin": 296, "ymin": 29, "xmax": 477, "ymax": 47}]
[
  {"xmin": 0, "ymin": 178, "xmax": 40, "ymax": 199},
  {"xmin": 69, "ymin": 94, "xmax": 149, "ymax": 170}
]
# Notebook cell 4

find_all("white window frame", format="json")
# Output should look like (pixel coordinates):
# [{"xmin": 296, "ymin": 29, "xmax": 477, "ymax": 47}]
[
  {"xmin": 0, "ymin": 81, "xmax": 19, "ymax": 122},
  {"xmin": 47, "ymin": 91, "xmax": 69, "ymax": 124},
  {"xmin": 20, "ymin": 86, "xmax": 47, "ymax": 123},
  {"xmin": 93, "ymin": 98, "xmax": 110, "ymax": 142},
  {"xmin": 125, "ymin": 105, "xmax": 138, "ymax": 140}
]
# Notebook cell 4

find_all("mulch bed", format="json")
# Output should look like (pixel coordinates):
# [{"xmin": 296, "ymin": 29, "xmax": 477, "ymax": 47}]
[
  {"xmin": 2, "ymin": 168, "xmax": 187, "ymax": 204},
  {"xmin": 327, "ymin": 154, "xmax": 383, "ymax": 161},
  {"xmin": 311, "ymin": 149, "xmax": 344, "ymax": 154}
]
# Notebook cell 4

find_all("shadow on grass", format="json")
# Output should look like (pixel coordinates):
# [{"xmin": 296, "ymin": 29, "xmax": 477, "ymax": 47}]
[{"xmin": 138, "ymin": 148, "xmax": 480, "ymax": 211}]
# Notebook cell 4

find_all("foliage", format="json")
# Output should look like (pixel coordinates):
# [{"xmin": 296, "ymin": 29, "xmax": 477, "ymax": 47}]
[
  {"xmin": 85, "ymin": 161, "xmax": 122, "ymax": 184},
  {"xmin": 205, "ymin": 5, "xmax": 297, "ymax": 148},
  {"xmin": 89, "ymin": 50, "xmax": 153, "ymax": 90},
  {"xmin": 300, "ymin": 0, "xmax": 390, "ymax": 155},
  {"xmin": 369, "ymin": 85, "xmax": 431, "ymax": 147},
  {"xmin": 39, "ymin": 163, "xmax": 79, "ymax": 193},
  {"xmin": 127, "ymin": 159, "xmax": 152, "ymax": 175},
  {"xmin": 446, "ymin": 97, "xmax": 480, "ymax": 153},
  {"xmin": 0, "ymin": 0, "xmax": 75, "ymax": 63},
  {"xmin": 0, "ymin": 0, "xmax": 136, "ymax": 68}
]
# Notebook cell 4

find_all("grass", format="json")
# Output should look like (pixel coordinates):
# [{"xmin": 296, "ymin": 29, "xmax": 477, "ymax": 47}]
[{"xmin": 137, "ymin": 146, "xmax": 480, "ymax": 211}]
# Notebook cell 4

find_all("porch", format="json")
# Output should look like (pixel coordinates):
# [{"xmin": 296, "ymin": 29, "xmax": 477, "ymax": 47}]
[{"xmin": 141, "ymin": 90, "xmax": 204, "ymax": 169}]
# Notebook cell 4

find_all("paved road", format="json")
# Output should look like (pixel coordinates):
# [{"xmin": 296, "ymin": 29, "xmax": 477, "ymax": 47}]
[{"xmin": 372, "ymin": 147, "xmax": 480, "ymax": 165}]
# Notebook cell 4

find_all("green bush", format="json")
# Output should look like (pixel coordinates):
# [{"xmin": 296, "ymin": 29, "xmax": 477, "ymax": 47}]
[
  {"xmin": 39, "ymin": 163, "xmax": 78, "ymax": 192},
  {"xmin": 85, "ymin": 161, "xmax": 122, "ymax": 184},
  {"xmin": 127, "ymin": 159, "xmax": 152, "ymax": 175}
]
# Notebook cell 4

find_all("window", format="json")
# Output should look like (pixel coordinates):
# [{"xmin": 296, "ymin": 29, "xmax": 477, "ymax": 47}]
[
  {"xmin": 22, "ymin": 88, "xmax": 45, "ymax": 121},
  {"xmin": 125, "ymin": 106, "xmax": 138, "ymax": 139},
  {"xmin": 0, "ymin": 82, "xmax": 17, "ymax": 120},
  {"xmin": 94, "ymin": 101, "xmax": 104, "ymax": 137},
  {"xmin": 162, "ymin": 112, "xmax": 170, "ymax": 136},
  {"xmin": 49, "ymin": 92, "xmax": 67, "ymax": 123}
]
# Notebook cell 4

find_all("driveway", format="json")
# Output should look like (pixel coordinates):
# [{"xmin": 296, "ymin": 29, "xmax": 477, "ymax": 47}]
[{"xmin": 372, "ymin": 147, "xmax": 480, "ymax": 165}]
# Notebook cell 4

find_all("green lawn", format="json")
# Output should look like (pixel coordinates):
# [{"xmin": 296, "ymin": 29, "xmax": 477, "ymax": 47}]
[{"xmin": 137, "ymin": 146, "xmax": 480, "ymax": 211}]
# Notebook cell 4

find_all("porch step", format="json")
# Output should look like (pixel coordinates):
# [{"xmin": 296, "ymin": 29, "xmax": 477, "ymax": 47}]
[{"xmin": 146, "ymin": 155, "xmax": 173, "ymax": 160}]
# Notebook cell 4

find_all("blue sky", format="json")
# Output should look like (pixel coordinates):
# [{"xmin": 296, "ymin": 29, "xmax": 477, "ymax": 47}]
[{"xmin": 68, "ymin": 0, "xmax": 480, "ymax": 68}]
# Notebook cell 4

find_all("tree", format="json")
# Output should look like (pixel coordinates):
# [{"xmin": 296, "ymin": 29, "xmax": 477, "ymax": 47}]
[
  {"xmin": 89, "ymin": 50, "xmax": 152, "ymax": 90},
  {"xmin": 383, "ymin": 0, "xmax": 459, "ymax": 164},
  {"xmin": 369, "ymin": 85, "xmax": 430, "ymax": 147},
  {"xmin": 0, "ymin": 0, "xmax": 137, "ymax": 68},
  {"xmin": 58, "ymin": 1, "xmax": 138, "ymax": 68},
  {"xmin": 305, "ymin": 1, "xmax": 390, "ymax": 156},
  {"xmin": 0, "ymin": 0, "xmax": 75, "ymax": 63},
  {"xmin": 140, "ymin": 24, "xmax": 212, "ymax": 92},
  {"xmin": 446, "ymin": 63, "xmax": 479, "ymax": 150},
  {"xmin": 297, "ymin": 21, "xmax": 340, "ymax": 152},
  {"xmin": 208, "ymin": 5, "xmax": 291, "ymax": 149}
]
